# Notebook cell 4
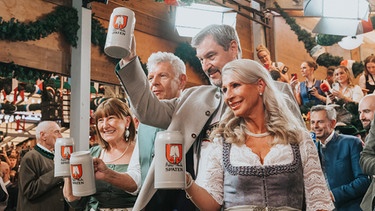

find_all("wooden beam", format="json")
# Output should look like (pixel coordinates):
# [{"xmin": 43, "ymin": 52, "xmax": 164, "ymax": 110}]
[{"xmin": 0, "ymin": 40, "xmax": 71, "ymax": 76}]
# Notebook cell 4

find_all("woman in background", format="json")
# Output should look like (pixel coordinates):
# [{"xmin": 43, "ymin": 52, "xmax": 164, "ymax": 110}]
[
  {"xmin": 359, "ymin": 55, "xmax": 375, "ymax": 95},
  {"xmin": 184, "ymin": 59, "xmax": 334, "ymax": 211},
  {"xmin": 63, "ymin": 98, "xmax": 138, "ymax": 210},
  {"xmin": 290, "ymin": 61, "xmax": 326, "ymax": 106},
  {"xmin": 330, "ymin": 66, "xmax": 363, "ymax": 103},
  {"xmin": 256, "ymin": 44, "xmax": 290, "ymax": 83}
]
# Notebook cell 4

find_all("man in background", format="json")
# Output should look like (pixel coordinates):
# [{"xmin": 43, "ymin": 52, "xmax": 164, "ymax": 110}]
[
  {"xmin": 358, "ymin": 94, "xmax": 375, "ymax": 134},
  {"xmin": 17, "ymin": 121, "xmax": 68, "ymax": 211},
  {"xmin": 310, "ymin": 105, "xmax": 370, "ymax": 210}
]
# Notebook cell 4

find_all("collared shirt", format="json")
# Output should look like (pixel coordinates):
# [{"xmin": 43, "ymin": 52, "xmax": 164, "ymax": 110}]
[
  {"xmin": 319, "ymin": 130, "xmax": 335, "ymax": 147},
  {"xmin": 37, "ymin": 143, "xmax": 54, "ymax": 154}
]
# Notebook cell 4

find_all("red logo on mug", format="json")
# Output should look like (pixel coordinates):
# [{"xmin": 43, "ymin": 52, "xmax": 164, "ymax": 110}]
[
  {"xmin": 165, "ymin": 144, "xmax": 182, "ymax": 164},
  {"xmin": 71, "ymin": 164, "xmax": 83, "ymax": 180},
  {"xmin": 61, "ymin": 145, "xmax": 73, "ymax": 160},
  {"xmin": 113, "ymin": 15, "xmax": 128, "ymax": 30}
]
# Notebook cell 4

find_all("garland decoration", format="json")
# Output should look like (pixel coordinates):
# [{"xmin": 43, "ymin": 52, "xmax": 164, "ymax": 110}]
[
  {"xmin": 0, "ymin": 6, "xmax": 79, "ymax": 47},
  {"xmin": 0, "ymin": 4, "xmax": 206, "ymax": 85},
  {"xmin": 316, "ymin": 34, "xmax": 344, "ymax": 46},
  {"xmin": 0, "ymin": 62, "xmax": 52, "ymax": 83},
  {"xmin": 273, "ymin": 2, "xmax": 366, "ymax": 77}
]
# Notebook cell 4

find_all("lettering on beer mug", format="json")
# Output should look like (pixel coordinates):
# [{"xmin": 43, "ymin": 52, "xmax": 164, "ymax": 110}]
[
  {"xmin": 71, "ymin": 164, "xmax": 85, "ymax": 185},
  {"xmin": 165, "ymin": 144, "xmax": 183, "ymax": 172},
  {"xmin": 60, "ymin": 145, "xmax": 73, "ymax": 164}
]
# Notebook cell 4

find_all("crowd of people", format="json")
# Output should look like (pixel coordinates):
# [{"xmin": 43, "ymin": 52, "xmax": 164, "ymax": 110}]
[{"xmin": 6, "ymin": 23, "xmax": 375, "ymax": 211}]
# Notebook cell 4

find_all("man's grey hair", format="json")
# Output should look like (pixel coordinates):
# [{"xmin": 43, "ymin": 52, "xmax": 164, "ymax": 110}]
[
  {"xmin": 147, "ymin": 51, "xmax": 186, "ymax": 76},
  {"xmin": 310, "ymin": 105, "xmax": 337, "ymax": 121},
  {"xmin": 191, "ymin": 24, "xmax": 242, "ymax": 59}
]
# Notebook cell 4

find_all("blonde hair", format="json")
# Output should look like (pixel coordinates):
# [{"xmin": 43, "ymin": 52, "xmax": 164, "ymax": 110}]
[
  {"xmin": 210, "ymin": 59, "xmax": 306, "ymax": 145},
  {"xmin": 256, "ymin": 44, "xmax": 270, "ymax": 56},
  {"xmin": 334, "ymin": 66, "xmax": 355, "ymax": 88}
]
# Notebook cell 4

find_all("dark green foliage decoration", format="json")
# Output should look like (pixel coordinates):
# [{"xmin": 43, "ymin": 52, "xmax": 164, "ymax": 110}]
[
  {"xmin": 315, "ymin": 53, "xmax": 342, "ymax": 68},
  {"xmin": 0, "ymin": 62, "xmax": 52, "ymax": 83},
  {"xmin": 352, "ymin": 61, "xmax": 365, "ymax": 78},
  {"xmin": 316, "ymin": 34, "xmax": 344, "ymax": 46},
  {"xmin": 0, "ymin": 6, "xmax": 79, "ymax": 47},
  {"xmin": 91, "ymin": 14, "xmax": 107, "ymax": 48},
  {"xmin": 273, "ymin": 1, "xmax": 368, "ymax": 77},
  {"xmin": 274, "ymin": 2, "xmax": 316, "ymax": 52}
]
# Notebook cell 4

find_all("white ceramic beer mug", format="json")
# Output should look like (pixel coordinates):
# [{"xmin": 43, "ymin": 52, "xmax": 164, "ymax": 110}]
[
  {"xmin": 70, "ymin": 151, "xmax": 96, "ymax": 196},
  {"xmin": 104, "ymin": 7, "xmax": 136, "ymax": 59},
  {"xmin": 154, "ymin": 131, "xmax": 185, "ymax": 189},
  {"xmin": 54, "ymin": 137, "xmax": 74, "ymax": 177}
]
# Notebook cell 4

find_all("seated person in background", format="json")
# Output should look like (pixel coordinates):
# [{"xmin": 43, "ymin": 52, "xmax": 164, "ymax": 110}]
[
  {"xmin": 184, "ymin": 59, "xmax": 334, "ymax": 211},
  {"xmin": 256, "ymin": 44, "xmax": 290, "ymax": 83},
  {"xmin": 290, "ymin": 61, "xmax": 326, "ymax": 106},
  {"xmin": 310, "ymin": 105, "xmax": 370, "ymax": 210},
  {"xmin": 359, "ymin": 55, "xmax": 375, "ymax": 95},
  {"xmin": 329, "ymin": 66, "xmax": 364, "ymax": 103},
  {"xmin": 63, "ymin": 98, "xmax": 138, "ymax": 210}
]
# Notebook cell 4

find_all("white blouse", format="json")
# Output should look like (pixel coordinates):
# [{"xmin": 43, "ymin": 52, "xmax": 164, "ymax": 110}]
[
  {"xmin": 195, "ymin": 132, "xmax": 335, "ymax": 211},
  {"xmin": 331, "ymin": 83, "xmax": 364, "ymax": 103}
]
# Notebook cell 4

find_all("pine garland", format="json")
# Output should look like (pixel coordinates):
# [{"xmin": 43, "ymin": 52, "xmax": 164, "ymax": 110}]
[
  {"xmin": 0, "ymin": 6, "xmax": 79, "ymax": 47},
  {"xmin": 274, "ymin": 2, "xmax": 367, "ymax": 77},
  {"xmin": 0, "ymin": 4, "xmax": 207, "ymax": 83}
]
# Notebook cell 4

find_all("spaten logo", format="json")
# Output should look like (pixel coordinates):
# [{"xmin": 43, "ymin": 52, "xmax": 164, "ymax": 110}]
[
  {"xmin": 165, "ymin": 144, "xmax": 182, "ymax": 164},
  {"xmin": 71, "ymin": 164, "xmax": 83, "ymax": 180},
  {"xmin": 113, "ymin": 15, "xmax": 128, "ymax": 30},
  {"xmin": 61, "ymin": 145, "xmax": 73, "ymax": 160}
]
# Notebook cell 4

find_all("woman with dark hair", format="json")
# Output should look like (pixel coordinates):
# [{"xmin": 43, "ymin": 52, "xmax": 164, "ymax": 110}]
[
  {"xmin": 184, "ymin": 59, "xmax": 334, "ymax": 211},
  {"xmin": 359, "ymin": 55, "xmax": 375, "ymax": 95},
  {"xmin": 63, "ymin": 98, "xmax": 138, "ymax": 210},
  {"xmin": 291, "ymin": 61, "xmax": 326, "ymax": 106}
]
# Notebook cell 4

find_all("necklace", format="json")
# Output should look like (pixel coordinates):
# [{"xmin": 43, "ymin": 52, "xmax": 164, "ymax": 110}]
[
  {"xmin": 246, "ymin": 130, "xmax": 270, "ymax": 138},
  {"xmin": 103, "ymin": 142, "xmax": 130, "ymax": 163}
]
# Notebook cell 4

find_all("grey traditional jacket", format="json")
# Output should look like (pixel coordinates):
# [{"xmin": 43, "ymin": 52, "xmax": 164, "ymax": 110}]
[{"xmin": 115, "ymin": 57, "xmax": 303, "ymax": 210}]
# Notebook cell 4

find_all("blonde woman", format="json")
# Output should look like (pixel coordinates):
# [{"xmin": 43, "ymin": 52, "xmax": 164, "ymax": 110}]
[
  {"xmin": 256, "ymin": 44, "xmax": 290, "ymax": 83},
  {"xmin": 330, "ymin": 66, "xmax": 363, "ymax": 103},
  {"xmin": 184, "ymin": 59, "xmax": 334, "ymax": 211}
]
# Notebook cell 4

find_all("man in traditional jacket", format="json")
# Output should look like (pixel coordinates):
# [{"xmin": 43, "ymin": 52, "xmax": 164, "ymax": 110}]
[
  {"xmin": 310, "ymin": 105, "xmax": 370, "ymax": 210},
  {"xmin": 116, "ymin": 24, "xmax": 302, "ymax": 210},
  {"xmin": 17, "ymin": 121, "xmax": 69, "ymax": 211},
  {"xmin": 126, "ymin": 51, "xmax": 188, "ymax": 210}
]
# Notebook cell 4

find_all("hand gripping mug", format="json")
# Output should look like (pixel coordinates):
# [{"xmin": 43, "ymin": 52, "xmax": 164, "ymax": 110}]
[
  {"xmin": 154, "ymin": 131, "xmax": 185, "ymax": 189},
  {"xmin": 104, "ymin": 7, "xmax": 136, "ymax": 59},
  {"xmin": 69, "ymin": 151, "xmax": 96, "ymax": 196},
  {"xmin": 54, "ymin": 137, "xmax": 74, "ymax": 177}
]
